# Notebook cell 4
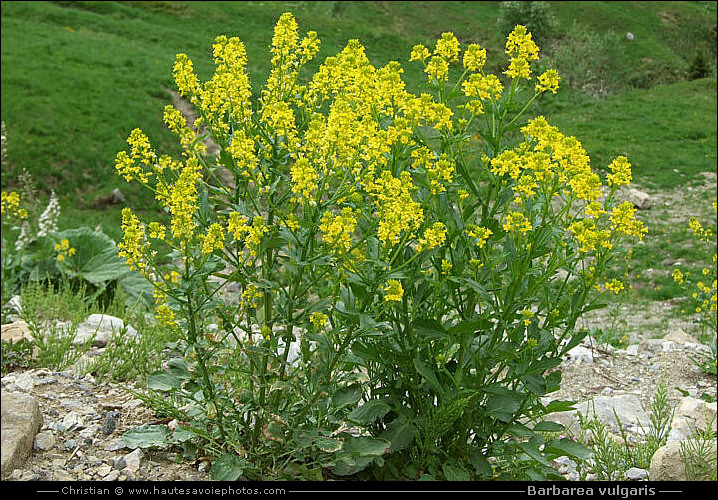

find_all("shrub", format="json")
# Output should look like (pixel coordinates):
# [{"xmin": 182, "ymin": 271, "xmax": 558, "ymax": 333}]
[
  {"xmin": 114, "ymin": 14, "xmax": 647, "ymax": 480},
  {"xmin": 498, "ymin": 1, "xmax": 556, "ymax": 47}
]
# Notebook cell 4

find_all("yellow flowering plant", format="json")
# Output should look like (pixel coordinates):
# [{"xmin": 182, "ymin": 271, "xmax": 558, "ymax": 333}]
[{"xmin": 115, "ymin": 16, "xmax": 648, "ymax": 480}]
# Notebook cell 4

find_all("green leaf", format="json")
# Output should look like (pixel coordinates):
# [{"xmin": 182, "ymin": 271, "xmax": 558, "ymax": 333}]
[
  {"xmin": 315, "ymin": 436, "xmax": 343, "ymax": 453},
  {"xmin": 381, "ymin": 417, "xmax": 416, "ymax": 452},
  {"xmin": 485, "ymin": 391, "xmax": 523, "ymax": 422},
  {"xmin": 523, "ymin": 373, "xmax": 547, "ymax": 395},
  {"xmin": 147, "ymin": 371, "xmax": 181, "ymax": 391},
  {"xmin": 332, "ymin": 455, "xmax": 374, "ymax": 476},
  {"xmin": 533, "ymin": 421, "xmax": 565, "ymax": 432},
  {"xmin": 347, "ymin": 399, "xmax": 390, "ymax": 425},
  {"xmin": 341, "ymin": 436, "xmax": 391, "ymax": 456},
  {"xmin": 544, "ymin": 399, "xmax": 578, "ymax": 413},
  {"xmin": 166, "ymin": 358, "xmax": 192, "ymax": 380},
  {"xmin": 442, "ymin": 462, "xmax": 471, "ymax": 481},
  {"xmin": 411, "ymin": 319, "xmax": 446, "ymax": 340},
  {"xmin": 517, "ymin": 441, "xmax": 552, "ymax": 467},
  {"xmin": 122, "ymin": 425, "xmax": 169, "ymax": 449},
  {"xmin": 332, "ymin": 384, "xmax": 363, "ymax": 409},
  {"xmin": 413, "ymin": 358, "xmax": 444, "ymax": 395},
  {"xmin": 209, "ymin": 453, "xmax": 245, "ymax": 481},
  {"xmin": 545, "ymin": 438, "xmax": 594, "ymax": 460}
]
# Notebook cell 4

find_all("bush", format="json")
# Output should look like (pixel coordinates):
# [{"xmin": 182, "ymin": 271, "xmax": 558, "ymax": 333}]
[
  {"xmin": 114, "ymin": 14, "xmax": 647, "ymax": 480},
  {"xmin": 498, "ymin": 1, "xmax": 556, "ymax": 46}
]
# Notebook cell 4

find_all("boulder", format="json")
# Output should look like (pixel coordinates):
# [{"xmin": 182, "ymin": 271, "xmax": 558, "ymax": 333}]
[
  {"xmin": 72, "ymin": 314, "xmax": 138, "ymax": 347},
  {"xmin": 626, "ymin": 188, "xmax": 651, "ymax": 210},
  {"xmin": 668, "ymin": 396, "xmax": 717, "ymax": 441},
  {"xmin": 1, "ymin": 321, "xmax": 38, "ymax": 359},
  {"xmin": 546, "ymin": 394, "xmax": 650, "ymax": 435},
  {"xmin": 1, "ymin": 390, "xmax": 43, "ymax": 477}
]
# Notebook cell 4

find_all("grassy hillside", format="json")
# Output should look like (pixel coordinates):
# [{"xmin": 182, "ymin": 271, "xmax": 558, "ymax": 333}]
[{"xmin": 1, "ymin": 1, "xmax": 716, "ymax": 242}]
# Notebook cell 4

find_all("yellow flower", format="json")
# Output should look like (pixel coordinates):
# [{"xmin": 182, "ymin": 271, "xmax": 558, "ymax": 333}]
[
  {"xmin": 417, "ymin": 222, "xmax": 447, "ymax": 252},
  {"xmin": 535, "ymin": 69, "xmax": 560, "ymax": 94},
  {"xmin": 466, "ymin": 225, "xmax": 493, "ymax": 248},
  {"xmin": 201, "ymin": 223, "xmax": 225, "ymax": 254},
  {"xmin": 118, "ymin": 208, "xmax": 148, "ymax": 273},
  {"xmin": 463, "ymin": 44, "xmax": 487, "ymax": 71},
  {"xmin": 383, "ymin": 280, "xmax": 404, "ymax": 302},
  {"xmin": 503, "ymin": 212, "xmax": 532, "ymax": 234},
  {"xmin": 425, "ymin": 56, "xmax": 450, "ymax": 82},
  {"xmin": 441, "ymin": 259, "xmax": 453, "ymax": 275},
  {"xmin": 320, "ymin": 207, "xmax": 357, "ymax": 254},
  {"xmin": 672, "ymin": 268, "xmax": 684, "ymax": 284},
  {"xmin": 310, "ymin": 312, "xmax": 328, "ymax": 329},
  {"xmin": 434, "ymin": 32, "xmax": 460, "ymax": 62},
  {"xmin": 610, "ymin": 202, "xmax": 648, "ymax": 240},
  {"xmin": 290, "ymin": 157, "xmax": 318, "ymax": 201},
  {"xmin": 410, "ymin": 44, "xmax": 430, "ymax": 62},
  {"xmin": 607, "ymin": 156, "xmax": 632, "ymax": 187},
  {"xmin": 604, "ymin": 279, "xmax": 624, "ymax": 294}
]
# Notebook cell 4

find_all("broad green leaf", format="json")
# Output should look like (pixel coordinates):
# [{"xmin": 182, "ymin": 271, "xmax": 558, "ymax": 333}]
[
  {"xmin": 332, "ymin": 384, "xmax": 363, "ymax": 409},
  {"xmin": 523, "ymin": 373, "xmax": 547, "ymax": 395},
  {"xmin": 517, "ymin": 441, "xmax": 552, "ymax": 467},
  {"xmin": 545, "ymin": 438, "xmax": 594, "ymax": 460},
  {"xmin": 332, "ymin": 455, "xmax": 373, "ymax": 476},
  {"xmin": 315, "ymin": 437, "xmax": 342, "ymax": 453},
  {"xmin": 341, "ymin": 436, "xmax": 391, "ymax": 456},
  {"xmin": 209, "ymin": 453, "xmax": 245, "ymax": 481},
  {"xmin": 147, "ymin": 371, "xmax": 181, "ymax": 391},
  {"xmin": 347, "ymin": 399, "xmax": 390, "ymax": 425},
  {"xmin": 411, "ymin": 319, "xmax": 446, "ymax": 340},
  {"xmin": 467, "ymin": 449, "xmax": 492, "ymax": 477},
  {"xmin": 486, "ymin": 392, "xmax": 522, "ymax": 422},
  {"xmin": 381, "ymin": 417, "xmax": 416, "ymax": 452},
  {"xmin": 169, "ymin": 426, "xmax": 195, "ymax": 443},
  {"xmin": 166, "ymin": 358, "xmax": 192, "ymax": 380},
  {"xmin": 122, "ymin": 425, "xmax": 169, "ymax": 449}
]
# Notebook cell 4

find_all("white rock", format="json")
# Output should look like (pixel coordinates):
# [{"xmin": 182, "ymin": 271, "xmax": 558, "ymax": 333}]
[
  {"xmin": 73, "ymin": 314, "xmax": 138, "ymax": 347},
  {"xmin": 565, "ymin": 345, "xmax": 595, "ymax": 363},
  {"xmin": 625, "ymin": 467, "xmax": 648, "ymax": 480},
  {"xmin": 123, "ymin": 448, "xmax": 144, "ymax": 472},
  {"xmin": 96, "ymin": 464, "xmax": 113, "ymax": 477},
  {"xmin": 102, "ymin": 469, "xmax": 121, "ymax": 481}
]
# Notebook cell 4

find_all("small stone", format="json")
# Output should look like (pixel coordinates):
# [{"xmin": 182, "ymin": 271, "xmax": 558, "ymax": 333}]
[
  {"xmin": 123, "ymin": 448, "xmax": 144, "ymax": 472},
  {"xmin": 198, "ymin": 460, "xmax": 210, "ymax": 473},
  {"xmin": 102, "ymin": 469, "xmax": 121, "ymax": 481},
  {"xmin": 10, "ymin": 469, "xmax": 22, "ymax": 480},
  {"xmin": 96, "ymin": 464, "xmax": 113, "ymax": 477},
  {"xmin": 121, "ymin": 467, "xmax": 137, "ymax": 481},
  {"xmin": 102, "ymin": 411, "xmax": 119, "ymax": 435},
  {"xmin": 105, "ymin": 438, "xmax": 127, "ymax": 451},
  {"xmin": 33, "ymin": 430, "xmax": 56, "ymax": 451},
  {"xmin": 112, "ymin": 456, "xmax": 127, "ymax": 469},
  {"xmin": 53, "ymin": 469, "xmax": 75, "ymax": 481}
]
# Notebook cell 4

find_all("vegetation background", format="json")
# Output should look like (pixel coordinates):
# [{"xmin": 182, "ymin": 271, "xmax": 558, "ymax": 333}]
[{"xmin": 1, "ymin": 0, "xmax": 716, "ymax": 336}]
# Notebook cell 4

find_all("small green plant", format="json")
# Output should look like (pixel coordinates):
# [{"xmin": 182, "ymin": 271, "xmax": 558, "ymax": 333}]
[
  {"xmin": 575, "ymin": 379, "xmax": 673, "ymax": 480},
  {"xmin": 680, "ymin": 422, "xmax": 718, "ymax": 481},
  {"xmin": 1, "ymin": 338, "xmax": 35, "ymax": 375}
]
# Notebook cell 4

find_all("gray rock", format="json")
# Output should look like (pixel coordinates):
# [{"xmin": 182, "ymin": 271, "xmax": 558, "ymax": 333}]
[
  {"xmin": 546, "ymin": 394, "xmax": 650, "ymax": 435},
  {"xmin": 1, "ymin": 390, "xmax": 43, "ymax": 477},
  {"xmin": 626, "ymin": 188, "xmax": 651, "ymax": 210},
  {"xmin": 73, "ymin": 314, "xmax": 138, "ymax": 348},
  {"xmin": 625, "ymin": 467, "xmax": 648, "ymax": 480},
  {"xmin": 33, "ymin": 431, "xmax": 56, "ymax": 451},
  {"xmin": 102, "ymin": 469, "xmax": 121, "ymax": 481},
  {"xmin": 104, "ymin": 438, "xmax": 127, "ymax": 451}
]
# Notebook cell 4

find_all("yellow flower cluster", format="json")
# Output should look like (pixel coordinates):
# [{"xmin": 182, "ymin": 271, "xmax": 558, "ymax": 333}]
[
  {"xmin": 0, "ymin": 191, "xmax": 28, "ymax": 219},
  {"xmin": 417, "ymin": 222, "xmax": 447, "ymax": 252},
  {"xmin": 383, "ymin": 279, "xmax": 404, "ymax": 302},
  {"xmin": 118, "ymin": 208, "xmax": 148, "ymax": 273},
  {"xmin": 155, "ymin": 158, "xmax": 202, "ymax": 243},
  {"xmin": 310, "ymin": 311, "xmax": 328, "ymax": 329},
  {"xmin": 607, "ymin": 156, "xmax": 632, "ymax": 187},
  {"xmin": 290, "ymin": 157, "xmax": 318, "ymax": 202},
  {"xmin": 462, "ymin": 44, "xmax": 487, "ymax": 72},
  {"xmin": 368, "ymin": 171, "xmax": 424, "ymax": 246},
  {"xmin": 503, "ymin": 212, "xmax": 532, "ymax": 234},
  {"xmin": 201, "ymin": 223, "xmax": 225, "ymax": 254},
  {"xmin": 54, "ymin": 238, "xmax": 76, "ymax": 262},
  {"xmin": 320, "ymin": 207, "xmax": 357, "ymax": 254},
  {"xmin": 569, "ymin": 219, "xmax": 612, "ymax": 253},
  {"xmin": 535, "ymin": 69, "xmax": 560, "ymax": 94},
  {"xmin": 504, "ymin": 25, "xmax": 539, "ymax": 80},
  {"xmin": 610, "ymin": 202, "xmax": 648, "ymax": 240},
  {"xmin": 689, "ymin": 217, "xmax": 714, "ymax": 242},
  {"xmin": 163, "ymin": 105, "xmax": 205, "ymax": 157},
  {"xmin": 227, "ymin": 130, "xmax": 258, "ymax": 178},
  {"xmin": 412, "ymin": 147, "xmax": 454, "ymax": 194},
  {"xmin": 465, "ymin": 225, "xmax": 493, "ymax": 248},
  {"xmin": 114, "ymin": 128, "xmax": 156, "ymax": 184}
]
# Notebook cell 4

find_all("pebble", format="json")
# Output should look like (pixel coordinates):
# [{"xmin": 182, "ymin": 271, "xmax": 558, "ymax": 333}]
[
  {"xmin": 34, "ymin": 431, "xmax": 56, "ymax": 451},
  {"xmin": 625, "ymin": 467, "xmax": 649, "ymax": 480},
  {"xmin": 123, "ymin": 448, "xmax": 144, "ymax": 472},
  {"xmin": 102, "ymin": 470, "xmax": 121, "ymax": 482}
]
